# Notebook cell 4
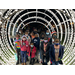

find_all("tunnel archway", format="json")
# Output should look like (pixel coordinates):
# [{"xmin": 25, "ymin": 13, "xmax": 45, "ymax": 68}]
[
  {"xmin": 0, "ymin": 9, "xmax": 75, "ymax": 65},
  {"xmin": 22, "ymin": 22, "xmax": 50, "ymax": 33}
]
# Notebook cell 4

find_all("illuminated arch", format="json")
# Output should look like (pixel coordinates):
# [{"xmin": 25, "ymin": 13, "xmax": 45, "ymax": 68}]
[{"xmin": 0, "ymin": 9, "xmax": 75, "ymax": 64}]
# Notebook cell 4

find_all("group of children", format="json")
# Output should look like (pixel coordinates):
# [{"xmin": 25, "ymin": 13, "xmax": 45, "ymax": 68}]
[
  {"xmin": 14, "ymin": 28, "xmax": 64, "ymax": 65},
  {"xmin": 14, "ymin": 33, "xmax": 37, "ymax": 65}
]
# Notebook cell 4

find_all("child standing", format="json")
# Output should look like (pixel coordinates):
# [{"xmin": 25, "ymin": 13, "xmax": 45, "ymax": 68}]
[
  {"xmin": 25, "ymin": 31, "xmax": 31, "ymax": 61},
  {"xmin": 25, "ymin": 31, "xmax": 31, "ymax": 45},
  {"xmin": 49, "ymin": 38, "xmax": 64, "ymax": 65},
  {"xmin": 20, "ymin": 35, "xmax": 29, "ymax": 65},
  {"xmin": 32, "ymin": 33, "xmax": 40, "ymax": 63},
  {"xmin": 14, "ymin": 34, "xmax": 21, "ymax": 65},
  {"xmin": 28, "ymin": 42, "xmax": 36, "ymax": 65},
  {"xmin": 41, "ymin": 37, "xmax": 48, "ymax": 65}
]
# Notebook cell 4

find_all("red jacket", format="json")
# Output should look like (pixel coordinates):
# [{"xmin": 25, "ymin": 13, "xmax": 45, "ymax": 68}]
[
  {"xmin": 20, "ymin": 40, "xmax": 29, "ymax": 51},
  {"xmin": 28, "ymin": 46, "xmax": 36, "ymax": 58}
]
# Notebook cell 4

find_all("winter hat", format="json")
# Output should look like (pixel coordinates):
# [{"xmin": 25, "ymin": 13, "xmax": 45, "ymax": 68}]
[
  {"xmin": 21, "ymin": 35, "xmax": 27, "ymax": 46},
  {"xmin": 51, "ymin": 31, "xmax": 57, "ymax": 35},
  {"xmin": 21, "ymin": 35, "xmax": 27, "ymax": 40}
]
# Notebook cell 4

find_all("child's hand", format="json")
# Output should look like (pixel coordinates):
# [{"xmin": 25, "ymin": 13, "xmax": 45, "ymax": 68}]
[
  {"xmin": 27, "ymin": 53, "xmax": 28, "ymax": 55},
  {"xmin": 44, "ymin": 54, "xmax": 46, "ymax": 56},
  {"xmin": 58, "ymin": 58, "xmax": 61, "ymax": 61},
  {"xmin": 26, "ymin": 45, "xmax": 28, "ymax": 47},
  {"xmin": 15, "ymin": 50, "xmax": 17, "ymax": 53}
]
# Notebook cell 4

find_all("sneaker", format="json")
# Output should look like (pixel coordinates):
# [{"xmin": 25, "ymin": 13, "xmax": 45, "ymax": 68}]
[
  {"xmin": 39, "ymin": 59, "xmax": 42, "ymax": 63},
  {"xmin": 22, "ymin": 63, "xmax": 24, "ymax": 65},
  {"xmin": 24, "ymin": 63, "xmax": 26, "ymax": 65}
]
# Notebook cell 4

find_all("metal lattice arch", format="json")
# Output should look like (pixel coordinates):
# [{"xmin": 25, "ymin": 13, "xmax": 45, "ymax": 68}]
[{"xmin": 0, "ymin": 9, "xmax": 75, "ymax": 65}]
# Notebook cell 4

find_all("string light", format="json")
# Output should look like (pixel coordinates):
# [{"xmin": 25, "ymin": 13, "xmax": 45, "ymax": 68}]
[{"xmin": 0, "ymin": 9, "xmax": 75, "ymax": 64}]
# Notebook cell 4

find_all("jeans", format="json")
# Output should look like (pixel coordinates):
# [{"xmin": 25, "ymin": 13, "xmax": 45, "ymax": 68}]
[
  {"xmin": 16, "ymin": 48, "xmax": 21, "ymax": 63},
  {"xmin": 52, "ymin": 61, "xmax": 59, "ymax": 65},
  {"xmin": 21, "ymin": 51, "xmax": 27, "ymax": 63},
  {"xmin": 26, "ymin": 52, "xmax": 28, "ymax": 58},
  {"xmin": 35, "ymin": 48, "xmax": 39, "ymax": 61},
  {"xmin": 30, "ymin": 53, "xmax": 35, "ymax": 65},
  {"xmin": 40, "ymin": 49, "xmax": 42, "ymax": 60}
]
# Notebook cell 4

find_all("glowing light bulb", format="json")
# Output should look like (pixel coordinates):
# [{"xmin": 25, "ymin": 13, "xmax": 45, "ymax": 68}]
[
  {"xmin": 0, "ymin": 20, "xmax": 2, "ymax": 24},
  {"xmin": 0, "ymin": 12, "xmax": 2, "ymax": 15},
  {"xmin": 5, "ymin": 16, "xmax": 8, "ymax": 19},
  {"xmin": 15, "ymin": 9, "xmax": 18, "ymax": 11}
]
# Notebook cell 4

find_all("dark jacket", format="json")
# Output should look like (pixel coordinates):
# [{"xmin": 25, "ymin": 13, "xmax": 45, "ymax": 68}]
[
  {"xmin": 40, "ymin": 41, "xmax": 49, "ymax": 62},
  {"xmin": 40, "ymin": 38, "xmax": 52, "ymax": 61},
  {"xmin": 32, "ymin": 37, "xmax": 40, "ymax": 50},
  {"xmin": 49, "ymin": 44, "xmax": 64, "ymax": 62},
  {"xmin": 41, "ymin": 42, "xmax": 48, "ymax": 56}
]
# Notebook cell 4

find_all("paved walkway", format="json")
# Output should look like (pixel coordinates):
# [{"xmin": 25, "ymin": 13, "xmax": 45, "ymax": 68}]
[{"xmin": 8, "ymin": 54, "xmax": 50, "ymax": 65}]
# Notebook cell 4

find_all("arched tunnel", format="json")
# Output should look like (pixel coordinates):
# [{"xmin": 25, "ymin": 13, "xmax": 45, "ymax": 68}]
[{"xmin": 0, "ymin": 9, "xmax": 75, "ymax": 65}]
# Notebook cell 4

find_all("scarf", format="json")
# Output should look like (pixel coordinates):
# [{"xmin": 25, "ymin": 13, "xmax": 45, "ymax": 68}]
[{"xmin": 43, "ymin": 43, "xmax": 48, "ymax": 52}]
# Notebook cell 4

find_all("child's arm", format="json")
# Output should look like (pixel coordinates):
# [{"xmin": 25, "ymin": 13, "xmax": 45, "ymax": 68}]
[
  {"xmin": 14, "ymin": 44, "xmax": 17, "ymax": 53},
  {"xmin": 33, "ymin": 47, "xmax": 36, "ymax": 53},
  {"xmin": 14, "ymin": 40, "xmax": 17, "ymax": 52},
  {"xmin": 19, "ymin": 40, "xmax": 22, "ymax": 48},
  {"xmin": 26, "ymin": 41, "xmax": 29, "ymax": 47}
]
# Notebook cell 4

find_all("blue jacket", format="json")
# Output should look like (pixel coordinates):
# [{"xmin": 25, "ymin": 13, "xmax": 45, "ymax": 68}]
[
  {"xmin": 49, "ymin": 44, "xmax": 64, "ymax": 62},
  {"xmin": 32, "ymin": 37, "xmax": 40, "ymax": 50}
]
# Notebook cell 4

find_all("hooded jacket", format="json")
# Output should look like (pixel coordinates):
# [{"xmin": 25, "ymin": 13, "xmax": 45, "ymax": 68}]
[
  {"xmin": 20, "ymin": 35, "xmax": 29, "ymax": 51},
  {"xmin": 28, "ymin": 46, "xmax": 36, "ymax": 58}
]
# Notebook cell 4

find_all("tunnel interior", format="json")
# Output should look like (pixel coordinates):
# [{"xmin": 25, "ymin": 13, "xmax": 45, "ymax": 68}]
[
  {"xmin": 0, "ymin": 9, "xmax": 75, "ymax": 65},
  {"xmin": 22, "ymin": 22, "xmax": 48, "ymax": 34}
]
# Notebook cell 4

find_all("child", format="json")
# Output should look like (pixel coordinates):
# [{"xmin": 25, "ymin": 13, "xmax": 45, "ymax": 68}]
[
  {"xmin": 41, "ymin": 37, "xmax": 48, "ymax": 65},
  {"xmin": 14, "ymin": 34, "xmax": 21, "ymax": 65},
  {"xmin": 20, "ymin": 35, "xmax": 29, "ymax": 65},
  {"xmin": 49, "ymin": 38, "xmax": 64, "ymax": 65},
  {"xmin": 32, "ymin": 33, "xmax": 40, "ymax": 63},
  {"xmin": 39, "ymin": 33, "xmax": 45, "ymax": 63},
  {"xmin": 30, "ymin": 31, "xmax": 35, "ymax": 40},
  {"xmin": 25, "ymin": 31, "xmax": 31, "ymax": 61},
  {"xmin": 25, "ymin": 31, "xmax": 31, "ymax": 45},
  {"xmin": 28, "ymin": 41, "xmax": 36, "ymax": 65},
  {"xmin": 46, "ymin": 30, "xmax": 51, "ymax": 42}
]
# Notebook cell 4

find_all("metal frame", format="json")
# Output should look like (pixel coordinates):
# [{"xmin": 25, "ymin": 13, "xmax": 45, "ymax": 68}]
[{"xmin": 0, "ymin": 9, "xmax": 75, "ymax": 65}]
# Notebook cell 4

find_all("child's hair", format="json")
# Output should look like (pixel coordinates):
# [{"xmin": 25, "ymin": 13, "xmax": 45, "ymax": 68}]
[
  {"xmin": 44, "ymin": 37, "xmax": 48, "ymax": 40},
  {"xmin": 16, "ymin": 34, "xmax": 20, "ymax": 38},
  {"xmin": 30, "ymin": 41, "xmax": 34, "ymax": 44},
  {"xmin": 25, "ymin": 31, "xmax": 28, "ymax": 34},
  {"xmin": 54, "ymin": 38, "xmax": 59, "ymax": 43}
]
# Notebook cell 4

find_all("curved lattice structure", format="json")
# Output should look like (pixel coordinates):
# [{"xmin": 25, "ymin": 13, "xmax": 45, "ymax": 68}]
[{"xmin": 0, "ymin": 9, "xmax": 75, "ymax": 65}]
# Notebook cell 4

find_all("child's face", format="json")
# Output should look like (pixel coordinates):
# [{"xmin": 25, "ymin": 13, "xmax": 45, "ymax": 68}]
[
  {"xmin": 25, "ymin": 32, "xmax": 28, "ymax": 36},
  {"xmin": 42, "ymin": 35, "xmax": 44, "ymax": 37},
  {"xmin": 22, "ymin": 37, "xmax": 26, "ymax": 41},
  {"xmin": 25, "ymin": 33, "xmax": 28, "ymax": 36},
  {"xmin": 30, "ymin": 43, "xmax": 34, "ymax": 47},
  {"xmin": 34, "ymin": 29, "xmax": 37, "ymax": 32},
  {"xmin": 44, "ymin": 38, "xmax": 48, "ymax": 43},
  {"xmin": 35, "ymin": 34, "xmax": 38, "ymax": 37},
  {"xmin": 16, "ymin": 37, "xmax": 19, "ymax": 40}
]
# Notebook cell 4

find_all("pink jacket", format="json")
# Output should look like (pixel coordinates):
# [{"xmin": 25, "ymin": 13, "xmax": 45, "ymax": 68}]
[
  {"xmin": 20, "ymin": 40, "xmax": 29, "ymax": 51},
  {"xmin": 28, "ymin": 46, "xmax": 36, "ymax": 58}
]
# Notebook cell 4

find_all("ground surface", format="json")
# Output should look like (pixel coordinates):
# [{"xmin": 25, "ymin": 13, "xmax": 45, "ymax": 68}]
[{"xmin": 7, "ymin": 54, "xmax": 51, "ymax": 65}]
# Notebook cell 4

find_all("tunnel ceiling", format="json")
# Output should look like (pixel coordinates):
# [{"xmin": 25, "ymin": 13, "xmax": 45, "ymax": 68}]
[{"xmin": 0, "ymin": 9, "xmax": 75, "ymax": 65}]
